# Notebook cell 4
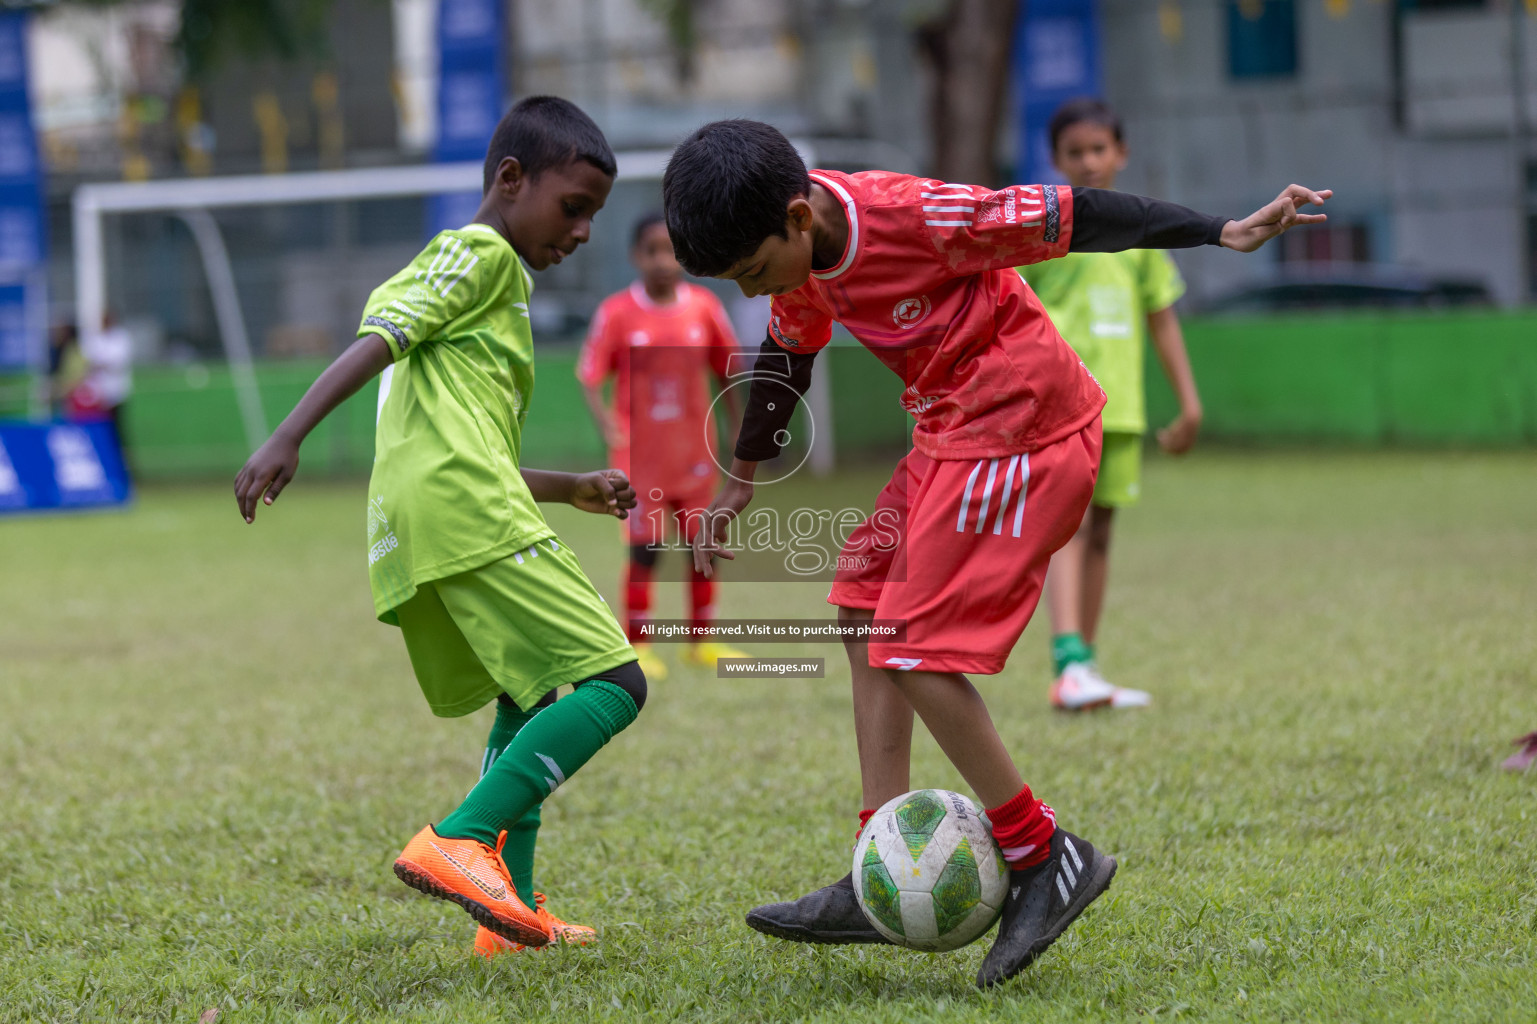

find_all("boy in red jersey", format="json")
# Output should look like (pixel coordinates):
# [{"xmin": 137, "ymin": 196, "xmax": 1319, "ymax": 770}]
[
  {"xmin": 578, "ymin": 212, "xmax": 746, "ymax": 677},
  {"xmin": 663, "ymin": 120, "xmax": 1329, "ymax": 987}
]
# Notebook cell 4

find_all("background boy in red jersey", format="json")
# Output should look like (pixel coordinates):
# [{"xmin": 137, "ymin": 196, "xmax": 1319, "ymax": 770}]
[
  {"xmin": 578, "ymin": 212, "xmax": 746, "ymax": 676},
  {"xmin": 663, "ymin": 119, "xmax": 1329, "ymax": 988}
]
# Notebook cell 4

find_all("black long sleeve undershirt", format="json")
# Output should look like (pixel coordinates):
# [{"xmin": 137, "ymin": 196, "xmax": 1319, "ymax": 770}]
[
  {"xmin": 733, "ymin": 335, "xmax": 818, "ymax": 462},
  {"xmin": 732, "ymin": 189, "xmax": 1228, "ymax": 462},
  {"xmin": 1068, "ymin": 187, "xmax": 1228, "ymax": 252}
]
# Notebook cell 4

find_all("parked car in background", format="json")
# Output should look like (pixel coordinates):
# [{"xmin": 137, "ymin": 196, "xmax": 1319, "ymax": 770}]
[{"xmin": 1198, "ymin": 265, "xmax": 1493, "ymax": 314}]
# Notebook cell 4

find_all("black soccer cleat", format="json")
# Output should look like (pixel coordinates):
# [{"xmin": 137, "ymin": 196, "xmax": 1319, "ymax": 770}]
[
  {"xmin": 744, "ymin": 873, "xmax": 892, "ymax": 945},
  {"xmin": 977, "ymin": 827, "xmax": 1117, "ymax": 988}
]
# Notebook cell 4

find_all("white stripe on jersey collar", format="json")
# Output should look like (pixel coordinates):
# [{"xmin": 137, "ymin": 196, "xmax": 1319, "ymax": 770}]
[{"xmin": 808, "ymin": 172, "xmax": 859, "ymax": 281}]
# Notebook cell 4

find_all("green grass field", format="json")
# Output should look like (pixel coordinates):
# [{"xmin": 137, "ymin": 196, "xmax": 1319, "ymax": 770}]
[{"xmin": 3, "ymin": 452, "xmax": 1535, "ymax": 1023}]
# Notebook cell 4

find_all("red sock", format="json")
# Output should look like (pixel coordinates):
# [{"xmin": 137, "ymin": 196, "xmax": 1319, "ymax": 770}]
[
  {"xmin": 688, "ymin": 567, "xmax": 714, "ymax": 634},
  {"xmin": 851, "ymin": 808, "xmax": 876, "ymax": 851},
  {"xmin": 987, "ymin": 785, "xmax": 1056, "ymax": 868},
  {"xmin": 625, "ymin": 560, "xmax": 653, "ymax": 644}
]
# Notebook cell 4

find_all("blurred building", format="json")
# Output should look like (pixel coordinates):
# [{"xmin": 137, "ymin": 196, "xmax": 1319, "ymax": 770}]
[
  {"xmin": 32, "ymin": 0, "xmax": 940, "ymax": 360},
  {"xmin": 22, "ymin": 0, "xmax": 1537, "ymax": 370},
  {"xmin": 1098, "ymin": 0, "xmax": 1536, "ymax": 306}
]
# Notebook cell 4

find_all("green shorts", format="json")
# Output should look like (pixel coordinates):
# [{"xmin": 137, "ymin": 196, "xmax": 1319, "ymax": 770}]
[
  {"xmin": 393, "ymin": 537, "xmax": 635, "ymax": 716},
  {"xmin": 1092, "ymin": 431, "xmax": 1143, "ymax": 508}
]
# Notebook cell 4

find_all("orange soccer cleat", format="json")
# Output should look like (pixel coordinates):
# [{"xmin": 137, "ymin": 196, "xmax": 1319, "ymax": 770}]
[
  {"xmin": 473, "ymin": 893, "xmax": 597, "ymax": 956},
  {"xmin": 393, "ymin": 825, "xmax": 550, "ymax": 947}
]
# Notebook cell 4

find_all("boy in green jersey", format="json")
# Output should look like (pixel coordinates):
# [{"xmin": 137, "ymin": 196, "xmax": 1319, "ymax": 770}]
[
  {"xmin": 1019, "ymin": 98, "xmax": 1204, "ymax": 712},
  {"xmin": 235, "ymin": 96, "xmax": 645, "ymax": 952}
]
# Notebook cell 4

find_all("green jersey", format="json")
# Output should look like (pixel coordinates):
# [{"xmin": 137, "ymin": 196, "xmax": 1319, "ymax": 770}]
[
  {"xmin": 1020, "ymin": 249, "xmax": 1185, "ymax": 435},
  {"xmin": 359, "ymin": 224, "xmax": 553, "ymax": 623}
]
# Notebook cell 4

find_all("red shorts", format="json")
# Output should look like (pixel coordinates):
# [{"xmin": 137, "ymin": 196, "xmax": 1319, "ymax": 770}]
[
  {"xmin": 612, "ymin": 448, "xmax": 717, "ymax": 546},
  {"xmin": 828, "ymin": 423, "xmax": 1101, "ymax": 675}
]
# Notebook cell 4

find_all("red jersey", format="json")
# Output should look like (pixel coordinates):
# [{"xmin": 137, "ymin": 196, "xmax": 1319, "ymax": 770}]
[
  {"xmin": 767, "ymin": 169, "xmax": 1105, "ymax": 460},
  {"xmin": 577, "ymin": 281, "xmax": 739, "ymax": 491}
]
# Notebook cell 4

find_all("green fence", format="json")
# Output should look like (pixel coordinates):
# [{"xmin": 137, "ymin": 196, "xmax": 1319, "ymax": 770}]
[
  {"xmin": 1148, "ymin": 309, "xmax": 1537, "ymax": 446},
  {"xmin": 5, "ymin": 308, "xmax": 1532, "ymax": 478},
  {"xmin": 117, "ymin": 359, "xmax": 614, "ymax": 478}
]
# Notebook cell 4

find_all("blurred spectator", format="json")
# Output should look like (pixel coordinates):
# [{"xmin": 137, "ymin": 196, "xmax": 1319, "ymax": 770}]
[
  {"xmin": 70, "ymin": 312, "xmax": 134, "ymax": 444},
  {"xmin": 47, "ymin": 322, "xmax": 85, "ymax": 418}
]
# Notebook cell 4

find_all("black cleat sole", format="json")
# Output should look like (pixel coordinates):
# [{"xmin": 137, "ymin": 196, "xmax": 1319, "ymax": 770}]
[{"xmin": 744, "ymin": 910, "xmax": 890, "ymax": 945}]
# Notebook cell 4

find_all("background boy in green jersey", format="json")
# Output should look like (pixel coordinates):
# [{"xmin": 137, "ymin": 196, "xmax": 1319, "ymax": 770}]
[
  {"xmin": 1020, "ymin": 97, "xmax": 1204, "ymax": 712},
  {"xmin": 235, "ymin": 96, "xmax": 646, "ymax": 953}
]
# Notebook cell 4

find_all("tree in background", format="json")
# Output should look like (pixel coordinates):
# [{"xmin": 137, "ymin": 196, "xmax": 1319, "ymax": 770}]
[
  {"xmin": 916, "ymin": 0, "xmax": 1020, "ymax": 186},
  {"xmin": 638, "ymin": 0, "xmax": 1020, "ymax": 186},
  {"xmin": 71, "ymin": 0, "xmax": 1019, "ymax": 185},
  {"xmin": 64, "ymin": 0, "xmax": 340, "ymax": 79},
  {"xmin": 52, "ymin": 0, "xmax": 379, "ymax": 177}
]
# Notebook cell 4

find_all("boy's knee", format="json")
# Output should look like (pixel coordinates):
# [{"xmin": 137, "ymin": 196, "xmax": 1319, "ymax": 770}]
[
  {"xmin": 1087, "ymin": 507, "xmax": 1115, "ymax": 553},
  {"xmin": 839, "ymin": 606, "xmax": 873, "ymax": 625},
  {"xmin": 630, "ymin": 543, "xmax": 661, "ymax": 569},
  {"xmin": 498, "ymin": 688, "xmax": 557, "ymax": 710},
  {"xmin": 585, "ymin": 659, "xmax": 647, "ymax": 713},
  {"xmin": 838, "ymin": 605, "xmax": 874, "ymax": 650}
]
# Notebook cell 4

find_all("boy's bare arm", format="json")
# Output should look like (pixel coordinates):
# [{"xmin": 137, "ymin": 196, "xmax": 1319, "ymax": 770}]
[
  {"xmin": 234, "ymin": 334, "xmax": 393, "ymax": 523},
  {"xmin": 521, "ymin": 467, "xmax": 636, "ymax": 519},
  {"xmin": 1147, "ymin": 306, "xmax": 1202, "ymax": 455}
]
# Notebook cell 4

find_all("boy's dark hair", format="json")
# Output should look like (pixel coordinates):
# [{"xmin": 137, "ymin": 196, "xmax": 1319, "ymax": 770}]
[
  {"xmin": 482, "ymin": 95, "xmax": 617, "ymax": 192},
  {"xmin": 662, "ymin": 120, "xmax": 810, "ymax": 277},
  {"xmin": 1048, "ymin": 97, "xmax": 1123, "ymax": 154},
  {"xmin": 631, "ymin": 210, "xmax": 667, "ymax": 248}
]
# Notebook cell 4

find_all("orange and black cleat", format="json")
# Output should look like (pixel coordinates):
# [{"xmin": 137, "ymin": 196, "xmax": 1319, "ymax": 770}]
[
  {"xmin": 393, "ymin": 825, "xmax": 550, "ymax": 947},
  {"xmin": 473, "ymin": 893, "xmax": 596, "ymax": 956}
]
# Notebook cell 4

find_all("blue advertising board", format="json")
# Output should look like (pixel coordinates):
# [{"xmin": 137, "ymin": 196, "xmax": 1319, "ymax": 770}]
[
  {"xmin": 429, "ymin": 0, "xmax": 507, "ymax": 235},
  {"xmin": 1013, "ymin": 0, "xmax": 1103, "ymax": 186},
  {"xmin": 0, "ymin": 420, "xmax": 132, "ymax": 514},
  {"xmin": 0, "ymin": 10, "xmax": 44, "ymax": 370}
]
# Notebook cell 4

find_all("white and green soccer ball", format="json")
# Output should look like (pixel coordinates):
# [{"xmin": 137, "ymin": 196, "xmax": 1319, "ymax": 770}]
[{"xmin": 852, "ymin": 789, "xmax": 1008, "ymax": 952}]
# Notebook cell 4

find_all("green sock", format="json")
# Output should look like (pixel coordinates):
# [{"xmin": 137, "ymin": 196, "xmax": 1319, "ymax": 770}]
[
  {"xmin": 479, "ymin": 694, "xmax": 553, "ymax": 900},
  {"xmin": 1051, "ymin": 632, "xmax": 1093, "ymax": 676},
  {"xmin": 438, "ymin": 680, "xmax": 638, "ymax": 850}
]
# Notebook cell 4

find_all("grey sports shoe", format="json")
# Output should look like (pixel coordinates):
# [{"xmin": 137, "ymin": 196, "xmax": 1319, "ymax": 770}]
[
  {"xmin": 745, "ymin": 873, "xmax": 891, "ymax": 945},
  {"xmin": 976, "ymin": 827, "xmax": 1116, "ymax": 988}
]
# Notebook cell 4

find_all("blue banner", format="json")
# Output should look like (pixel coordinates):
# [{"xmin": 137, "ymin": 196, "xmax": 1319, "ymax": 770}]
[
  {"xmin": 1013, "ymin": 0, "xmax": 1103, "ymax": 186},
  {"xmin": 0, "ymin": 10, "xmax": 43, "ymax": 370},
  {"xmin": 430, "ymin": 0, "xmax": 507, "ymax": 235},
  {"xmin": 0, "ymin": 420, "xmax": 132, "ymax": 514}
]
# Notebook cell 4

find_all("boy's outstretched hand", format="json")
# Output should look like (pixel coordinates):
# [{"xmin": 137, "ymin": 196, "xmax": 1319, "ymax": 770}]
[
  {"xmin": 570, "ymin": 469, "xmax": 637, "ymax": 519},
  {"xmin": 235, "ymin": 429, "xmax": 301, "ymax": 523},
  {"xmin": 1221, "ymin": 185, "xmax": 1331, "ymax": 253},
  {"xmin": 692, "ymin": 477, "xmax": 754, "ymax": 577}
]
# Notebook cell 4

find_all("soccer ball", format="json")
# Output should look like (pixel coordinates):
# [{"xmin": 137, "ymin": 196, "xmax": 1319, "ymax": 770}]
[{"xmin": 852, "ymin": 788, "xmax": 1008, "ymax": 951}]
